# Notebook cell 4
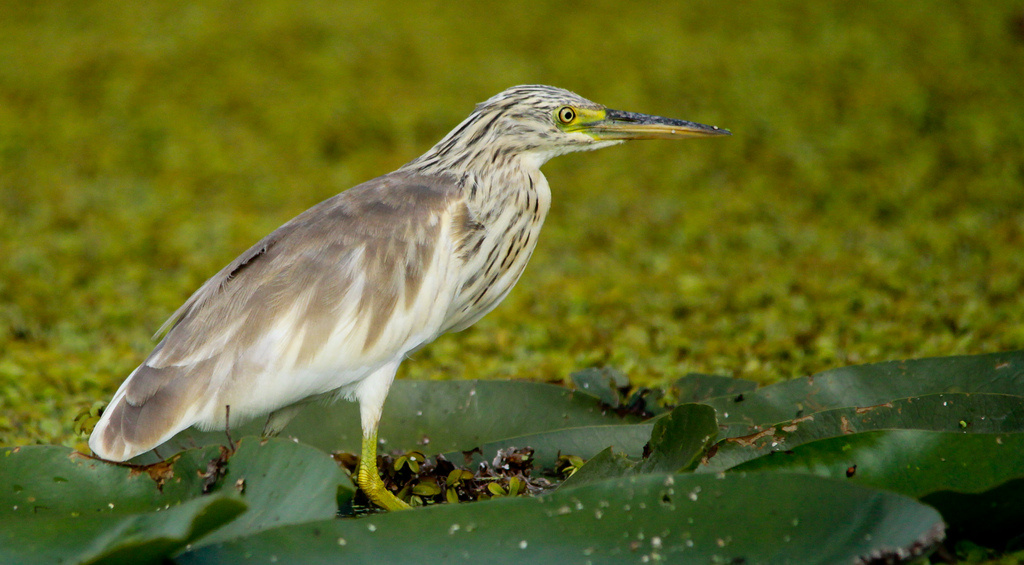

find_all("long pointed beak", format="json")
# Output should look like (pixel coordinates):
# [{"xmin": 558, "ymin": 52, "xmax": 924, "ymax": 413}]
[{"xmin": 583, "ymin": 109, "xmax": 731, "ymax": 140}]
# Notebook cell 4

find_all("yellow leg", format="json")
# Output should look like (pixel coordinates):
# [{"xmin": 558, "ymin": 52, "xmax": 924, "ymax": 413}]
[{"xmin": 357, "ymin": 431, "xmax": 411, "ymax": 511}]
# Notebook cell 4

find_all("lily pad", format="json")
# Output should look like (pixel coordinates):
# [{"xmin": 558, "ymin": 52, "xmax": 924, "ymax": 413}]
[
  {"xmin": 177, "ymin": 472, "xmax": 944, "ymax": 565},
  {"xmin": 0, "ymin": 439, "xmax": 354, "ymax": 563},
  {"xmin": 186, "ymin": 438, "xmax": 354, "ymax": 547},
  {"xmin": 636, "ymin": 404, "xmax": 718, "ymax": 473},
  {"xmin": 445, "ymin": 423, "xmax": 654, "ymax": 471},
  {"xmin": 733, "ymin": 430, "xmax": 1024, "ymax": 497},
  {"xmin": 701, "ymin": 392, "xmax": 1024, "ymax": 472},
  {"xmin": 553, "ymin": 447, "xmax": 636, "ymax": 489},
  {"xmin": 670, "ymin": 372, "xmax": 758, "ymax": 403},
  {"xmin": 0, "ymin": 445, "xmax": 219, "ymax": 515},
  {"xmin": 149, "ymin": 380, "xmax": 639, "ymax": 462},
  {"xmin": 706, "ymin": 350, "xmax": 1024, "ymax": 438},
  {"xmin": 922, "ymin": 478, "xmax": 1024, "ymax": 550},
  {"xmin": 558, "ymin": 404, "xmax": 718, "ymax": 489},
  {"xmin": 0, "ymin": 489, "xmax": 244, "ymax": 565},
  {"xmin": 732, "ymin": 430, "xmax": 1024, "ymax": 548},
  {"xmin": 570, "ymin": 367, "xmax": 629, "ymax": 406}
]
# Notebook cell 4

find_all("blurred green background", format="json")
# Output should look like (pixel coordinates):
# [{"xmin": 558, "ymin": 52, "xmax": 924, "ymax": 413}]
[{"xmin": 1, "ymin": 1, "xmax": 1023, "ymax": 450}]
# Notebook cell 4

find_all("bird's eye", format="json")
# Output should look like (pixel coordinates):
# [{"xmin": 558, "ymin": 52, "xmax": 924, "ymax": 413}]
[{"xmin": 557, "ymin": 107, "xmax": 576, "ymax": 124}]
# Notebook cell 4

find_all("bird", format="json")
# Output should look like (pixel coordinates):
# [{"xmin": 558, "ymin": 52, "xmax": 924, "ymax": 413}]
[{"xmin": 88, "ymin": 85, "xmax": 729, "ymax": 510}]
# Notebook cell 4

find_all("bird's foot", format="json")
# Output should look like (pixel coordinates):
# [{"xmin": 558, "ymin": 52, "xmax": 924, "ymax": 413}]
[
  {"xmin": 358, "ymin": 432, "xmax": 411, "ymax": 511},
  {"xmin": 357, "ymin": 460, "xmax": 411, "ymax": 511}
]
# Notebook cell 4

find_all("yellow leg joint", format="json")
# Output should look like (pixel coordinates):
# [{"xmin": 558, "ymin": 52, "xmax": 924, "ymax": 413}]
[{"xmin": 357, "ymin": 432, "xmax": 410, "ymax": 511}]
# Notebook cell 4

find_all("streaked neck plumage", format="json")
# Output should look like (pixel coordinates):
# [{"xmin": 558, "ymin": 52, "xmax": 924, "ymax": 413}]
[{"xmin": 400, "ymin": 84, "xmax": 618, "ymax": 200}]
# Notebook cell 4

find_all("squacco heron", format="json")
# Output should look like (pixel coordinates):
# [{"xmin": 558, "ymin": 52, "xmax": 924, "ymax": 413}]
[{"xmin": 89, "ymin": 85, "xmax": 729, "ymax": 510}]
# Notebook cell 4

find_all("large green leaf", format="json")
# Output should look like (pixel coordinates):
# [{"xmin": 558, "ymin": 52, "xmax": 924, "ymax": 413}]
[
  {"xmin": 0, "ymin": 447, "xmax": 245, "ymax": 565},
  {"xmin": 0, "ymin": 495, "xmax": 245, "ymax": 565},
  {"xmin": 444, "ymin": 423, "xmax": 654, "ymax": 470},
  {"xmin": 0, "ymin": 439, "xmax": 353, "ymax": 563},
  {"xmin": 177, "ymin": 473, "xmax": 943, "ymax": 565},
  {"xmin": 147, "ymin": 380, "xmax": 638, "ymax": 462},
  {"xmin": 706, "ymin": 350, "xmax": 1024, "ymax": 438},
  {"xmin": 186, "ymin": 438, "xmax": 354, "ymax": 547},
  {"xmin": 636, "ymin": 404, "xmax": 718, "ymax": 473},
  {"xmin": 570, "ymin": 367, "xmax": 630, "ymax": 406},
  {"xmin": 733, "ymin": 430, "xmax": 1024, "ymax": 497},
  {"xmin": 445, "ymin": 403, "xmax": 717, "ymax": 480},
  {"xmin": 695, "ymin": 353, "xmax": 1024, "ymax": 548},
  {"xmin": 0, "ymin": 446, "xmax": 207, "ymax": 514},
  {"xmin": 732, "ymin": 430, "xmax": 1024, "ymax": 546},
  {"xmin": 922, "ymin": 478, "xmax": 1024, "ymax": 549},
  {"xmin": 556, "ymin": 404, "xmax": 718, "ymax": 489},
  {"xmin": 670, "ymin": 372, "xmax": 758, "ymax": 403},
  {"xmin": 701, "ymin": 392, "xmax": 1024, "ymax": 472}
]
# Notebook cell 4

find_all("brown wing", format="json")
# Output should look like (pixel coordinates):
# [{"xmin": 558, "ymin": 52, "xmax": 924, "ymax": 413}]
[{"xmin": 90, "ymin": 170, "xmax": 474, "ymax": 460}]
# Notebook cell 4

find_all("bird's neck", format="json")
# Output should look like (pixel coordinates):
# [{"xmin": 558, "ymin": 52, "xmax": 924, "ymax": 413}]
[
  {"xmin": 467, "ymin": 159, "xmax": 551, "ymax": 223},
  {"xmin": 399, "ymin": 107, "xmax": 560, "ymax": 181},
  {"xmin": 403, "ymin": 140, "xmax": 550, "ymax": 212}
]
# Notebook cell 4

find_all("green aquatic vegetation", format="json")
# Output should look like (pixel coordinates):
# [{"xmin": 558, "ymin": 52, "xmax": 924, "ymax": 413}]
[
  {"xmin": 4, "ymin": 351, "xmax": 1024, "ymax": 563},
  {"xmin": 0, "ymin": 0, "xmax": 1022, "ymax": 510}
]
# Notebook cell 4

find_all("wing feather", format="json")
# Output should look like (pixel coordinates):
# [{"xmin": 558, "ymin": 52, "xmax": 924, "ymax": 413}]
[{"xmin": 90, "ymin": 170, "xmax": 469, "ymax": 461}]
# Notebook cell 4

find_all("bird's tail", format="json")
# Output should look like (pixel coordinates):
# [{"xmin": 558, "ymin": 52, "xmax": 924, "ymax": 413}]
[{"xmin": 88, "ymin": 363, "xmax": 201, "ymax": 462}]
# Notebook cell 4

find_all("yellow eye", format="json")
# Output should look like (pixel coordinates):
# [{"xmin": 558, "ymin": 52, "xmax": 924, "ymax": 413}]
[{"xmin": 557, "ymin": 106, "xmax": 576, "ymax": 123}]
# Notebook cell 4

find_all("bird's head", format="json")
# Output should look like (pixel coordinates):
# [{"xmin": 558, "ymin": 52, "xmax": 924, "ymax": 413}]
[{"xmin": 405, "ymin": 85, "xmax": 729, "ymax": 173}]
